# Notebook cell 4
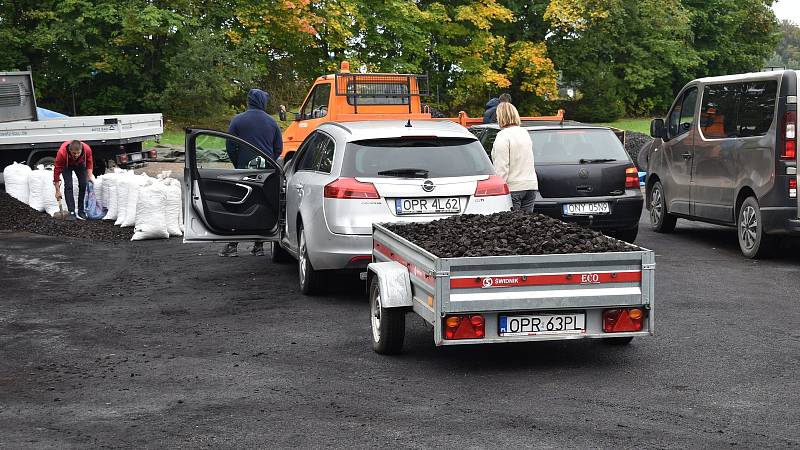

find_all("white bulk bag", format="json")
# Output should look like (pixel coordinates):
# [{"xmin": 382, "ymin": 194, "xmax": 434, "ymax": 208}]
[
  {"xmin": 114, "ymin": 173, "xmax": 135, "ymax": 226},
  {"xmin": 104, "ymin": 172, "xmax": 122, "ymax": 220},
  {"xmin": 121, "ymin": 174, "xmax": 149, "ymax": 227},
  {"xmin": 42, "ymin": 173, "xmax": 60, "ymax": 216},
  {"xmin": 27, "ymin": 168, "xmax": 48, "ymax": 212},
  {"xmin": 92, "ymin": 175, "xmax": 104, "ymax": 209},
  {"xmin": 161, "ymin": 178, "xmax": 183, "ymax": 237},
  {"xmin": 131, "ymin": 180, "xmax": 169, "ymax": 241},
  {"xmin": 3, "ymin": 162, "xmax": 32, "ymax": 204}
]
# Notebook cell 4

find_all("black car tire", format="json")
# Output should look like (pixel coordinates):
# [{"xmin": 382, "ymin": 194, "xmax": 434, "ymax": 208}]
[
  {"xmin": 614, "ymin": 227, "xmax": 639, "ymax": 243},
  {"xmin": 270, "ymin": 241, "xmax": 292, "ymax": 264},
  {"xmin": 649, "ymin": 181, "xmax": 677, "ymax": 233},
  {"xmin": 298, "ymin": 226, "xmax": 322, "ymax": 295},
  {"xmin": 737, "ymin": 196, "xmax": 776, "ymax": 259},
  {"xmin": 370, "ymin": 277, "xmax": 405, "ymax": 355}
]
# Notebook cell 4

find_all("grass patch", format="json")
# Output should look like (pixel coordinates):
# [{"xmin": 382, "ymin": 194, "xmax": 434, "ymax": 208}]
[
  {"xmin": 593, "ymin": 118, "xmax": 652, "ymax": 134},
  {"xmin": 144, "ymin": 114, "xmax": 293, "ymax": 148}
]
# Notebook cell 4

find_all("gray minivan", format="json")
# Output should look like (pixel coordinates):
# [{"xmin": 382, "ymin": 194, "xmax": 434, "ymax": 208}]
[{"xmin": 644, "ymin": 70, "xmax": 799, "ymax": 258}]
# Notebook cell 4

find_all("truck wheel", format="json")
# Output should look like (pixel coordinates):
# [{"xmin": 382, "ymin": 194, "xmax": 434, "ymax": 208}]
[
  {"xmin": 603, "ymin": 336, "xmax": 634, "ymax": 345},
  {"xmin": 649, "ymin": 181, "xmax": 676, "ymax": 233},
  {"xmin": 33, "ymin": 155, "xmax": 55, "ymax": 169},
  {"xmin": 298, "ymin": 226, "xmax": 322, "ymax": 295},
  {"xmin": 270, "ymin": 241, "xmax": 292, "ymax": 264},
  {"xmin": 370, "ymin": 276, "xmax": 405, "ymax": 355},
  {"xmin": 738, "ymin": 196, "xmax": 775, "ymax": 259}
]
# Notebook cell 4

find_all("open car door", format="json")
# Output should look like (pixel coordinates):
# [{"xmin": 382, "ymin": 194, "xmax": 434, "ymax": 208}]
[{"xmin": 183, "ymin": 129, "xmax": 283, "ymax": 242}]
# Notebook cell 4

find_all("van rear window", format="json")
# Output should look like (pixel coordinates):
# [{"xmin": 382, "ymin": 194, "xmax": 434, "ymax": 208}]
[{"xmin": 700, "ymin": 80, "xmax": 777, "ymax": 139}]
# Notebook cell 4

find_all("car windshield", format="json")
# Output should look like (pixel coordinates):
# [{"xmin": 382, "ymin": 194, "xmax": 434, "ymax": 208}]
[
  {"xmin": 528, "ymin": 129, "xmax": 629, "ymax": 164},
  {"xmin": 341, "ymin": 138, "xmax": 495, "ymax": 178}
]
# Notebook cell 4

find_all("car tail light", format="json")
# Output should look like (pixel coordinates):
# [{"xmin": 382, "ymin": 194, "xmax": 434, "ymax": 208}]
[
  {"xmin": 443, "ymin": 314, "xmax": 485, "ymax": 339},
  {"xmin": 475, "ymin": 176, "xmax": 509, "ymax": 197},
  {"xmin": 148, "ymin": 149, "xmax": 158, "ymax": 159},
  {"xmin": 117, "ymin": 154, "xmax": 129, "ymax": 164},
  {"xmin": 782, "ymin": 111, "xmax": 797, "ymax": 160},
  {"xmin": 790, "ymin": 177, "xmax": 797, "ymax": 199},
  {"xmin": 324, "ymin": 178, "xmax": 380, "ymax": 199},
  {"xmin": 625, "ymin": 167, "xmax": 639, "ymax": 188},
  {"xmin": 603, "ymin": 308, "xmax": 644, "ymax": 333}
]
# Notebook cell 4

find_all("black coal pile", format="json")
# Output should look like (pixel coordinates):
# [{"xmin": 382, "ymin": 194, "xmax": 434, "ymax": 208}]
[
  {"xmin": 387, "ymin": 212, "xmax": 638, "ymax": 258},
  {"xmin": 0, "ymin": 192, "xmax": 133, "ymax": 241},
  {"xmin": 624, "ymin": 131, "xmax": 653, "ymax": 168}
]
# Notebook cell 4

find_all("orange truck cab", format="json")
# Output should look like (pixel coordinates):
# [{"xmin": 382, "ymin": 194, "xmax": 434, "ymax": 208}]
[{"xmin": 281, "ymin": 61, "xmax": 564, "ymax": 161}]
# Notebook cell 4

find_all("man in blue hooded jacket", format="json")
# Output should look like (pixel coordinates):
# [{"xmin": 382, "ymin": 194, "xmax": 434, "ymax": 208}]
[
  {"xmin": 483, "ymin": 93, "xmax": 512, "ymax": 124},
  {"xmin": 220, "ymin": 89, "xmax": 283, "ymax": 257}
]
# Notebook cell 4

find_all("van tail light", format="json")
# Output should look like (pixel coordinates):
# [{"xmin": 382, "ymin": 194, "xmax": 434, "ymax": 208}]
[
  {"xmin": 443, "ymin": 314, "xmax": 485, "ymax": 339},
  {"xmin": 324, "ymin": 178, "xmax": 380, "ymax": 199},
  {"xmin": 603, "ymin": 308, "xmax": 644, "ymax": 333},
  {"xmin": 782, "ymin": 111, "xmax": 797, "ymax": 160},
  {"xmin": 625, "ymin": 166, "xmax": 640, "ymax": 188},
  {"xmin": 475, "ymin": 175, "xmax": 510, "ymax": 197},
  {"xmin": 790, "ymin": 177, "xmax": 797, "ymax": 199}
]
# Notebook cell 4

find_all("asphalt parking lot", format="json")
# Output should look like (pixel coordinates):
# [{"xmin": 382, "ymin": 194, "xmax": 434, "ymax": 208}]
[{"xmin": 1, "ymin": 213, "xmax": 799, "ymax": 448}]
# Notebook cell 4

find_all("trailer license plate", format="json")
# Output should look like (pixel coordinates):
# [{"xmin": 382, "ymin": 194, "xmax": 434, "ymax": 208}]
[
  {"xmin": 499, "ymin": 313, "xmax": 586, "ymax": 336},
  {"xmin": 395, "ymin": 197, "xmax": 461, "ymax": 215},
  {"xmin": 130, "ymin": 153, "xmax": 143, "ymax": 162},
  {"xmin": 562, "ymin": 202, "xmax": 609, "ymax": 215}
]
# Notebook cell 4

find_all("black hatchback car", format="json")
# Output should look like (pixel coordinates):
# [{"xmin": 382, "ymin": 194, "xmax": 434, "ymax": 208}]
[{"xmin": 470, "ymin": 122, "xmax": 644, "ymax": 242}]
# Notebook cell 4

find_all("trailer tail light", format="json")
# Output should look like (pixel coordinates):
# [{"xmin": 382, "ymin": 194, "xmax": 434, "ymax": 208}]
[
  {"xmin": 625, "ymin": 167, "xmax": 640, "ymax": 188},
  {"xmin": 349, "ymin": 255, "xmax": 371, "ymax": 264},
  {"xmin": 790, "ymin": 177, "xmax": 797, "ymax": 199},
  {"xmin": 475, "ymin": 176, "xmax": 510, "ymax": 197},
  {"xmin": 324, "ymin": 178, "xmax": 380, "ymax": 199},
  {"xmin": 443, "ymin": 314, "xmax": 485, "ymax": 340},
  {"xmin": 782, "ymin": 111, "xmax": 797, "ymax": 160},
  {"xmin": 117, "ymin": 154, "xmax": 129, "ymax": 164},
  {"xmin": 602, "ymin": 308, "xmax": 644, "ymax": 333},
  {"xmin": 148, "ymin": 149, "xmax": 158, "ymax": 159}
]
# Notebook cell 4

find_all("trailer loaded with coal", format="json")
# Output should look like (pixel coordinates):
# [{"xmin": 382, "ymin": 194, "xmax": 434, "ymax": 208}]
[{"xmin": 367, "ymin": 212, "xmax": 655, "ymax": 354}]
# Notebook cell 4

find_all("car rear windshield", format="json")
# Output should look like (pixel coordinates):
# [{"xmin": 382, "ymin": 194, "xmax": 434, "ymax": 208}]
[
  {"xmin": 528, "ymin": 129, "xmax": 630, "ymax": 164},
  {"xmin": 342, "ymin": 138, "xmax": 495, "ymax": 178}
]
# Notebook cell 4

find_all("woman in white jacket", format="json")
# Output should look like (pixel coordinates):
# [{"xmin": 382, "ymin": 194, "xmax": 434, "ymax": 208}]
[{"xmin": 491, "ymin": 102, "xmax": 538, "ymax": 212}]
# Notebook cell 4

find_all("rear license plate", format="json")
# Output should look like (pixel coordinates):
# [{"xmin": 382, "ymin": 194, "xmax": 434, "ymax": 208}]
[
  {"xmin": 130, "ymin": 153, "xmax": 143, "ymax": 162},
  {"xmin": 395, "ymin": 197, "xmax": 461, "ymax": 215},
  {"xmin": 562, "ymin": 202, "xmax": 609, "ymax": 216},
  {"xmin": 499, "ymin": 313, "xmax": 586, "ymax": 336}
]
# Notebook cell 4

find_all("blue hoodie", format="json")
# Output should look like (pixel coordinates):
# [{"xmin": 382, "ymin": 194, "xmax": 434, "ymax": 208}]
[
  {"xmin": 227, "ymin": 89, "xmax": 283, "ymax": 166},
  {"xmin": 483, "ymin": 98, "xmax": 500, "ymax": 124}
]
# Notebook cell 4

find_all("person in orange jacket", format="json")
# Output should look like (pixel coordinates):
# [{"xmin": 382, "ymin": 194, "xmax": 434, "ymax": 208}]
[{"xmin": 53, "ymin": 140, "xmax": 95, "ymax": 220}]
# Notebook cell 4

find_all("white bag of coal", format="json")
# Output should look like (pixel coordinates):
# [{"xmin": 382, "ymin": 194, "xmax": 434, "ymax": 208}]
[
  {"xmin": 3, "ymin": 162, "xmax": 31, "ymax": 204},
  {"xmin": 121, "ymin": 174, "xmax": 149, "ymax": 228},
  {"xmin": 104, "ymin": 171, "xmax": 125, "ymax": 221},
  {"xmin": 114, "ymin": 173, "xmax": 136, "ymax": 226},
  {"xmin": 27, "ymin": 167, "xmax": 48, "ymax": 212},
  {"xmin": 131, "ymin": 179, "xmax": 169, "ymax": 241},
  {"xmin": 161, "ymin": 177, "xmax": 183, "ymax": 237}
]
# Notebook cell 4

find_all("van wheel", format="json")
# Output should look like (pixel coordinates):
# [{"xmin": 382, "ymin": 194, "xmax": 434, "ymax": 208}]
[
  {"xmin": 298, "ymin": 226, "xmax": 322, "ymax": 294},
  {"xmin": 738, "ymin": 196, "xmax": 775, "ymax": 259},
  {"xmin": 270, "ymin": 241, "xmax": 292, "ymax": 263},
  {"xmin": 370, "ymin": 276, "xmax": 405, "ymax": 355},
  {"xmin": 649, "ymin": 181, "xmax": 676, "ymax": 233}
]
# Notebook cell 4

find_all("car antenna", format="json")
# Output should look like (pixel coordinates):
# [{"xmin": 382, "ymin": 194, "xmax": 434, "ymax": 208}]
[{"xmin": 405, "ymin": 119, "xmax": 412, "ymax": 127}]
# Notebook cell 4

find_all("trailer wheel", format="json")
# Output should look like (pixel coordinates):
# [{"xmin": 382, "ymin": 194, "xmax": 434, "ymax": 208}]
[
  {"xmin": 603, "ymin": 336, "xmax": 634, "ymax": 345},
  {"xmin": 370, "ymin": 276, "xmax": 405, "ymax": 354}
]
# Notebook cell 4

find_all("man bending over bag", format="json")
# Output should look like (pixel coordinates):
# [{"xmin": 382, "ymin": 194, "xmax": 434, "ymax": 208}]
[{"xmin": 54, "ymin": 140, "xmax": 95, "ymax": 220}]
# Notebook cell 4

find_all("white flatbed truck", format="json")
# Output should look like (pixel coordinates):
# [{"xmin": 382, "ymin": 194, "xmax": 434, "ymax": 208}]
[
  {"xmin": 367, "ymin": 223, "xmax": 656, "ymax": 354},
  {"xmin": 0, "ymin": 71, "xmax": 163, "ymax": 179}
]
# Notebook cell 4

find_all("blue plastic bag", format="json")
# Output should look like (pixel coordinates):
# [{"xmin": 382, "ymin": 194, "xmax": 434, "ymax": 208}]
[{"xmin": 84, "ymin": 182, "xmax": 106, "ymax": 220}]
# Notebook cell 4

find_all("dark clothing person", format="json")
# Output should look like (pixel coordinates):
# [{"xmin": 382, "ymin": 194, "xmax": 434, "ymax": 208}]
[
  {"xmin": 226, "ymin": 89, "xmax": 282, "ymax": 164},
  {"xmin": 511, "ymin": 190, "xmax": 537, "ymax": 212},
  {"xmin": 54, "ymin": 140, "xmax": 94, "ymax": 218},
  {"xmin": 483, "ymin": 98, "xmax": 501, "ymax": 124}
]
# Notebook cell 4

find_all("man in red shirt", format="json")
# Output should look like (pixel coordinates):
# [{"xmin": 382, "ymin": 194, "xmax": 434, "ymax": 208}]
[{"xmin": 54, "ymin": 140, "xmax": 95, "ymax": 220}]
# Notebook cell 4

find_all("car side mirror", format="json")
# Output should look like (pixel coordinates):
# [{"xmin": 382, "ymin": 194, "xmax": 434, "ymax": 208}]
[
  {"xmin": 650, "ymin": 118, "xmax": 666, "ymax": 139},
  {"xmin": 284, "ymin": 151, "xmax": 296, "ymax": 164}
]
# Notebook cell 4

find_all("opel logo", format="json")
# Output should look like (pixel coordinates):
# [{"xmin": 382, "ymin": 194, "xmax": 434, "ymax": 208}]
[
  {"xmin": 422, "ymin": 180, "xmax": 435, "ymax": 192},
  {"xmin": 578, "ymin": 168, "xmax": 589, "ymax": 179}
]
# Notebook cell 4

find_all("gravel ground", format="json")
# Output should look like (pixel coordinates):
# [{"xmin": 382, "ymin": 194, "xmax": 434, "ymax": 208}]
[
  {"xmin": 387, "ymin": 211, "xmax": 638, "ymax": 257},
  {"xmin": 624, "ymin": 131, "xmax": 653, "ymax": 168},
  {"xmin": 0, "ymin": 193, "xmax": 133, "ymax": 241}
]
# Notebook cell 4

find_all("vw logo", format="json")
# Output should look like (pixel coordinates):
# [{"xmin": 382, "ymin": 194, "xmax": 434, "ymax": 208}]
[
  {"xmin": 482, "ymin": 277, "xmax": 493, "ymax": 288},
  {"xmin": 578, "ymin": 168, "xmax": 589, "ymax": 179},
  {"xmin": 422, "ymin": 180, "xmax": 435, "ymax": 192}
]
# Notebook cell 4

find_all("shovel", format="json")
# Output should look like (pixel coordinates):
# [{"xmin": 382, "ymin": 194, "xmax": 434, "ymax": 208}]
[{"xmin": 53, "ymin": 196, "xmax": 71, "ymax": 220}]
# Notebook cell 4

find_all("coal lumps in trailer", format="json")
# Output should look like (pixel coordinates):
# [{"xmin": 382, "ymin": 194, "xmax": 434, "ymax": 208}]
[{"xmin": 385, "ymin": 212, "xmax": 639, "ymax": 258}]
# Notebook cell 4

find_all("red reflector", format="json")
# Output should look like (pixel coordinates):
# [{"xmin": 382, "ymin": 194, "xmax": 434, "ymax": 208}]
[
  {"xmin": 625, "ymin": 166, "xmax": 639, "ymax": 188},
  {"xmin": 475, "ymin": 175, "xmax": 510, "ymax": 197},
  {"xmin": 324, "ymin": 178, "xmax": 380, "ymax": 199},
  {"xmin": 148, "ymin": 149, "xmax": 158, "ymax": 159},
  {"xmin": 790, "ymin": 178, "xmax": 798, "ymax": 189},
  {"xmin": 603, "ymin": 308, "xmax": 644, "ymax": 333},
  {"xmin": 444, "ymin": 314, "xmax": 485, "ymax": 340},
  {"xmin": 118, "ymin": 154, "xmax": 129, "ymax": 164},
  {"xmin": 784, "ymin": 140, "xmax": 797, "ymax": 160},
  {"xmin": 349, "ymin": 255, "xmax": 371, "ymax": 263}
]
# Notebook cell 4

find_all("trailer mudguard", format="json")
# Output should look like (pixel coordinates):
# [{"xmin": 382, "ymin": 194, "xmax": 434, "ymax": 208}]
[{"xmin": 367, "ymin": 262, "xmax": 412, "ymax": 308}]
